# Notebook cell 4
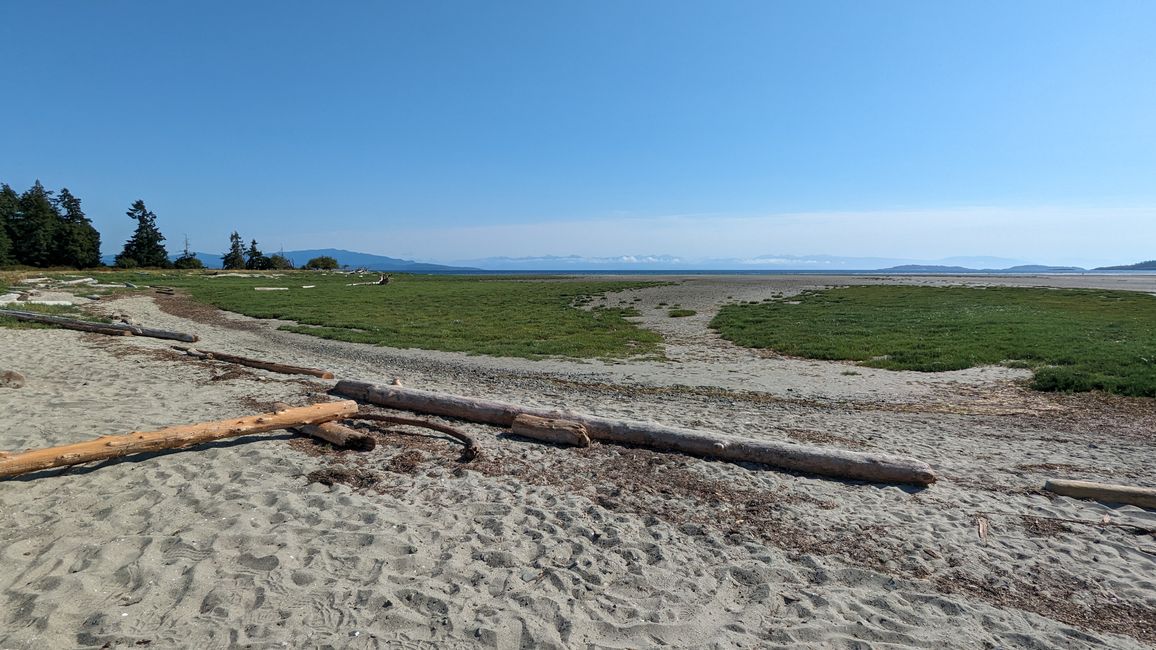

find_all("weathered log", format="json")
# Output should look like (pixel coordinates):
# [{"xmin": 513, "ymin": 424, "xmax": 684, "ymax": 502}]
[
  {"xmin": 273, "ymin": 402, "xmax": 375, "ymax": 451},
  {"xmin": 512, "ymin": 414, "xmax": 590, "ymax": 447},
  {"xmin": 0, "ymin": 309, "xmax": 132, "ymax": 335},
  {"xmin": 174, "ymin": 346, "xmax": 334, "ymax": 379},
  {"xmin": 1044, "ymin": 479, "xmax": 1156, "ymax": 509},
  {"xmin": 0, "ymin": 309, "xmax": 198, "ymax": 342},
  {"xmin": 333, "ymin": 381, "xmax": 936, "ymax": 485},
  {"xmin": 0, "ymin": 401, "xmax": 359, "ymax": 479},
  {"xmin": 350, "ymin": 413, "xmax": 480, "ymax": 462}
]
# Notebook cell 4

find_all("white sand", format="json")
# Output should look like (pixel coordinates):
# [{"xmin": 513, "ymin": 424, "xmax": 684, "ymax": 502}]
[{"xmin": 1, "ymin": 274, "xmax": 1154, "ymax": 648}]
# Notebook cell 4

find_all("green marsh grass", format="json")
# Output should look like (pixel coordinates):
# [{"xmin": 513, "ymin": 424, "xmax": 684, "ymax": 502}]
[
  {"xmin": 711, "ymin": 285, "xmax": 1156, "ymax": 396},
  {"xmin": 74, "ymin": 271, "xmax": 664, "ymax": 360}
]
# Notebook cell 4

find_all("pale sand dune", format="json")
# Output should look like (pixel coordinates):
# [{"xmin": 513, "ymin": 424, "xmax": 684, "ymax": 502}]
[{"xmin": 1, "ymin": 275, "xmax": 1154, "ymax": 648}]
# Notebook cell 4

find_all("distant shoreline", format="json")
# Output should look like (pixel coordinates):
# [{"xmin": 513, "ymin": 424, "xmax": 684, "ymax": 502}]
[{"xmin": 417, "ymin": 268, "xmax": 1156, "ymax": 276}]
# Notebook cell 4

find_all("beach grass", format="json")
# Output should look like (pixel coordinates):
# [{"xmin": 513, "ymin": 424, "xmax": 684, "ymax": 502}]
[
  {"xmin": 711, "ymin": 285, "xmax": 1156, "ymax": 396},
  {"xmin": 78, "ymin": 271, "xmax": 664, "ymax": 359}
]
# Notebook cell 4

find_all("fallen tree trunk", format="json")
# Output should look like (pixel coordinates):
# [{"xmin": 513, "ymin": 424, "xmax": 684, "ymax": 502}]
[
  {"xmin": 0, "ymin": 401, "xmax": 359, "ymax": 479},
  {"xmin": 0, "ymin": 309, "xmax": 131, "ymax": 336},
  {"xmin": 273, "ymin": 402, "xmax": 375, "ymax": 450},
  {"xmin": 174, "ymin": 346, "xmax": 334, "ymax": 379},
  {"xmin": 0, "ymin": 309, "xmax": 198, "ymax": 342},
  {"xmin": 1045, "ymin": 479, "xmax": 1156, "ymax": 509},
  {"xmin": 512, "ymin": 414, "xmax": 591, "ymax": 447},
  {"xmin": 333, "ymin": 381, "xmax": 936, "ymax": 485}
]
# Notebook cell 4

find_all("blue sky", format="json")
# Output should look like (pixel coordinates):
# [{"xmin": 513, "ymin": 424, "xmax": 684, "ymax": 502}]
[{"xmin": 2, "ymin": 1, "xmax": 1153, "ymax": 267}]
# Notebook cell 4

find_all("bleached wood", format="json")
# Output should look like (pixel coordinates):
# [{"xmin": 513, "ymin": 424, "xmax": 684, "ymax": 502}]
[
  {"xmin": 512, "ymin": 414, "xmax": 591, "ymax": 447},
  {"xmin": 273, "ymin": 402, "xmax": 375, "ymax": 450},
  {"xmin": 0, "ymin": 309, "xmax": 198, "ymax": 342},
  {"xmin": 174, "ymin": 346, "xmax": 334, "ymax": 379},
  {"xmin": 0, "ymin": 401, "xmax": 359, "ymax": 479},
  {"xmin": 333, "ymin": 381, "xmax": 937, "ymax": 485},
  {"xmin": 1044, "ymin": 479, "xmax": 1156, "ymax": 509}
]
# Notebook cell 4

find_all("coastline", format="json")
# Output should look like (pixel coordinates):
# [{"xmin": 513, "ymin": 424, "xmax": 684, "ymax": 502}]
[{"xmin": 0, "ymin": 274, "xmax": 1153, "ymax": 648}]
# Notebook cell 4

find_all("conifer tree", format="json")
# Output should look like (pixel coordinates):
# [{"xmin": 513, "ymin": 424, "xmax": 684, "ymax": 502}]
[
  {"xmin": 52, "ymin": 188, "xmax": 102, "ymax": 268},
  {"xmin": 245, "ymin": 239, "xmax": 271, "ymax": 270},
  {"xmin": 116, "ymin": 199, "xmax": 169, "ymax": 268},
  {"xmin": 12, "ymin": 181, "xmax": 58, "ymax": 267},
  {"xmin": 0, "ymin": 184, "xmax": 16, "ymax": 266},
  {"xmin": 222, "ymin": 231, "xmax": 246, "ymax": 269},
  {"xmin": 173, "ymin": 235, "xmax": 205, "ymax": 269}
]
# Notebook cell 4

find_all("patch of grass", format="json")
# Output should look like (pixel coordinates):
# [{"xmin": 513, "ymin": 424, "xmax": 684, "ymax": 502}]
[
  {"xmin": 710, "ymin": 285, "xmax": 1156, "ymax": 397},
  {"xmin": 0, "ymin": 270, "xmax": 668, "ymax": 359},
  {"xmin": 116, "ymin": 271, "xmax": 665, "ymax": 360},
  {"xmin": 668, "ymin": 308, "xmax": 697, "ymax": 318}
]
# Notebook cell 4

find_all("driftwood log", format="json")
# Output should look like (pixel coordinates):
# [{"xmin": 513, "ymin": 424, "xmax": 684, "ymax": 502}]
[
  {"xmin": 351, "ymin": 413, "xmax": 480, "ymax": 462},
  {"xmin": 174, "ymin": 346, "xmax": 335, "ymax": 379},
  {"xmin": 512, "ymin": 414, "xmax": 591, "ymax": 447},
  {"xmin": 1045, "ymin": 479, "xmax": 1156, "ymax": 509},
  {"xmin": 0, "ymin": 401, "xmax": 358, "ymax": 479},
  {"xmin": 0, "ymin": 309, "xmax": 198, "ymax": 342},
  {"xmin": 333, "ymin": 381, "xmax": 936, "ymax": 485},
  {"xmin": 273, "ymin": 402, "xmax": 375, "ymax": 450}
]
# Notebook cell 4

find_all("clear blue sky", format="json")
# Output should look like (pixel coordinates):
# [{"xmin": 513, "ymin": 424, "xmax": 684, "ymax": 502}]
[{"xmin": 2, "ymin": 1, "xmax": 1153, "ymax": 267}]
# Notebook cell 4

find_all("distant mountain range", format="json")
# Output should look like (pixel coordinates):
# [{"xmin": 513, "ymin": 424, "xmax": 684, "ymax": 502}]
[
  {"xmin": 1095, "ymin": 260, "xmax": 1156, "ymax": 271},
  {"xmin": 453, "ymin": 254, "xmax": 1071, "ymax": 272},
  {"xmin": 93, "ymin": 248, "xmax": 1154, "ymax": 273},
  {"xmin": 877, "ymin": 264, "xmax": 1086, "ymax": 274},
  {"xmin": 99, "ymin": 248, "xmax": 475, "ymax": 272}
]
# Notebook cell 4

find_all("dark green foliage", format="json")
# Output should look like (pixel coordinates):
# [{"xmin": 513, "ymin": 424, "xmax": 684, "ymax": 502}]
[
  {"xmin": 0, "ymin": 184, "xmax": 15, "ymax": 265},
  {"xmin": 711, "ymin": 285, "xmax": 1156, "ymax": 397},
  {"xmin": 51, "ymin": 188, "xmax": 102, "ymax": 268},
  {"xmin": 268, "ymin": 253, "xmax": 294, "ymax": 270},
  {"xmin": 12, "ymin": 181, "xmax": 58, "ymax": 267},
  {"xmin": 668, "ymin": 308, "xmax": 697, "ymax": 318},
  {"xmin": 173, "ymin": 236, "xmax": 205, "ymax": 269},
  {"xmin": 304, "ymin": 255, "xmax": 338, "ymax": 270},
  {"xmin": 222, "ymin": 232, "xmax": 245, "ymax": 270},
  {"xmin": 245, "ymin": 239, "xmax": 271, "ymax": 270},
  {"xmin": 116, "ymin": 200, "xmax": 168, "ymax": 268}
]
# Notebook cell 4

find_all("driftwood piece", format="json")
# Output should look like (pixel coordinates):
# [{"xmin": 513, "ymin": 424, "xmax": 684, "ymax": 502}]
[
  {"xmin": 0, "ymin": 401, "xmax": 359, "ymax": 479},
  {"xmin": 1045, "ymin": 479, "xmax": 1156, "ymax": 509},
  {"xmin": 273, "ymin": 402, "xmax": 375, "ymax": 450},
  {"xmin": 512, "ymin": 414, "xmax": 590, "ymax": 447},
  {"xmin": 0, "ymin": 309, "xmax": 197, "ymax": 342},
  {"xmin": 173, "ymin": 346, "xmax": 335, "ymax": 379},
  {"xmin": 351, "ymin": 413, "xmax": 480, "ymax": 462},
  {"xmin": 333, "ymin": 381, "xmax": 936, "ymax": 485}
]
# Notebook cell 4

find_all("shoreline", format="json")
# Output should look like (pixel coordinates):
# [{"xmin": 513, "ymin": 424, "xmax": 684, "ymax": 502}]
[{"xmin": 1, "ymin": 274, "xmax": 1153, "ymax": 648}]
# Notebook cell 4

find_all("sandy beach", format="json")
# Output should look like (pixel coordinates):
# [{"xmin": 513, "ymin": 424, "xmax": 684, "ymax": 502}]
[{"xmin": 1, "ymin": 274, "xmax": 1154, "ymax": 648}]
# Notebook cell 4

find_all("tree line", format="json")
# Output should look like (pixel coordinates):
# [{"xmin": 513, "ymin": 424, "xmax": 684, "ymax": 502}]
[{"xmin": 1, "ymin": 179, "xmax": 339, "ymax": 271}]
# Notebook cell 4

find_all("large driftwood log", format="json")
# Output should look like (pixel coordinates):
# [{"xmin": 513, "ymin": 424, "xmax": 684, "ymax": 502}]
[
  {"xmin": 0, "ymin": 401, "xmax": 359, "ymax": 479},
  {"xmin": 333, "ymin": 381, "xmax": 936, "ymax": 485},
  {"xmin": 273, "ymin": 402, "xmax": 375, "ymax": 450},
  {"xmin": 512, "ymin": 414, "xmax": 591, "ymax": 447},
  {"xmin": 174, "ymin": 346, "xmax": 335, "ymax": 379},
  {"xmin": 0, "ymin": 309, "xmax": 198, "ymax": 342},
  {"xmin": 1045, "ymin": 479, "xmax": 1156, "ymax": 509}
]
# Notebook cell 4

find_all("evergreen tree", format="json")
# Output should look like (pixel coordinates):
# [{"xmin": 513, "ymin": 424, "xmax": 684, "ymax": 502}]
[
  {"xmin": 304, "ymin": 255, "xmax": 339, "ymax": 270},
  {"xmin": 245, "ymin": 239, "xmax": 271, "ymax": 270},
  {"xmin": 0, "ymin": 184, "xmax": 17, "ymax": 266},
  {"xmin": 268, "ymin": 253, "xmax": 294, "ymax": 270},
  {"xmin": 221, "ymin": 231, "xmax": 245, "ymax": 269},
  {"xmin": 173, "ymin": 235, "xmax": 205, "ymax": 269},
  {"xmin": 116, "ymin": 199, "xmax": 169, "ymax": 268},
  {"xmin": 12, "ymin": 181, "xmax": 59, "ymax": 267},
  {"xmin": 52, "ymin": 188, "xmax": 102, "ymax": 268}
]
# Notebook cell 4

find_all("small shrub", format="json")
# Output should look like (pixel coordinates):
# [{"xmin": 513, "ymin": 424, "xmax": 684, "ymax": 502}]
[{"xmin": 668, "ymin": 309, "xmax": 696, "ymax": 318}]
